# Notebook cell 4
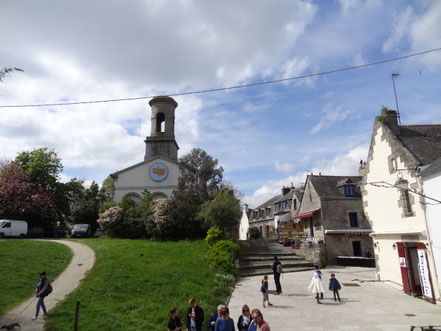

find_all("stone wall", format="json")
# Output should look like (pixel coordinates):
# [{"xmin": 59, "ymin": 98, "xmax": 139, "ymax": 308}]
[{"xmin": 295, "ymin": 242, "xmax": 327, "ymax": 267}]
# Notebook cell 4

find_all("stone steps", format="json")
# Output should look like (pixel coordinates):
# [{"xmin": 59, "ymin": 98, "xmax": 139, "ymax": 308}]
[{"xmin": 240, "ymin": 266, "xmax": 315, "ymax": 278}]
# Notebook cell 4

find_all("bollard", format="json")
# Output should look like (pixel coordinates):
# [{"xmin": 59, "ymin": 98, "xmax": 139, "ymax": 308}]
[{"xmin": 74, "ymin": 301, "xmax": 80, "ymax": 331}]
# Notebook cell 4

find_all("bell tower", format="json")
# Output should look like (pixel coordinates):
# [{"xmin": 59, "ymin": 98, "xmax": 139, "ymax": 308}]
[{"xmin": 145, "ymin": 96, "xmax": 179, "ymax": 162}]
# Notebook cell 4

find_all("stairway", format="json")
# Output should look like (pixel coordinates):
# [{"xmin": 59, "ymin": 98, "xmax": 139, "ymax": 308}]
[{"xmin": 238, "ymin": 240, "xmax": 315, "ymax": 277}]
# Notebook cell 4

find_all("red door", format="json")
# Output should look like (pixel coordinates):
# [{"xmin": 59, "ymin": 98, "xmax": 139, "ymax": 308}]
[{"xmin": 396, "ymin": 242, "xmax": 411, "ymax": 295}]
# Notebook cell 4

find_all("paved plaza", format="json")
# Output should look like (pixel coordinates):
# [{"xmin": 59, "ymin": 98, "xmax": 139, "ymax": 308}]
[{"xmin": 228, "ymin": 266, "xmax": 441, "ymax": 331}]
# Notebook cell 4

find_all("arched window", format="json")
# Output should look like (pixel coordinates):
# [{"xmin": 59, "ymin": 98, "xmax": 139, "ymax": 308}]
[{"xmin": 156, "ymin": 112, "xmax": 165, "ymax": 133}]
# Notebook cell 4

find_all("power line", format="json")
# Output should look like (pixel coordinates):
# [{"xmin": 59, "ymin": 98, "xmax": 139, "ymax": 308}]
[{"xmin": 1, "ymin": 47, "xmax": 441, "ymax": 109}]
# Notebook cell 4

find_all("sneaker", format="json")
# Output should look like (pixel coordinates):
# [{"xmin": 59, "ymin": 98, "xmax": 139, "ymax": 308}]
[
  {"xmin": 263, "ymin": 305, "xmax": 266, "ymax": 308},
  {"xmin": 32, "ymin": 316, "xmax": 38, "ymax": 320},
  {"xmin": 268, "ymin": 303, "xmax": 273, "ymax": 306},
  {"xmin": 317, "ymin": 301, "xmax": 322, "ymax": 304}
]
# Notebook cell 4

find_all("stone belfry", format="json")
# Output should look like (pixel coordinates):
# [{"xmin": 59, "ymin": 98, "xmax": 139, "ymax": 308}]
[{"xmin": 145, "ymin": 96, "xmax": 179, "ymax": 162}]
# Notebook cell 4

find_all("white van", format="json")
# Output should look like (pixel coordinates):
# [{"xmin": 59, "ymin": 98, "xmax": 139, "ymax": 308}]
[{"xmin": 0, "ymin": 220, "xmax": 28, "ymax": 238}]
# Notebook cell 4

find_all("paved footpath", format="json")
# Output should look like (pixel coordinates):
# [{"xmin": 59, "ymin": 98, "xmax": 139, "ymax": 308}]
[
  {"xmin": 229, "ymin": 266, "xmax": 441, "ymax": 331},
  {"xmin": 0, "ymin": 240, "xmax": 95, "ymax": 330}
]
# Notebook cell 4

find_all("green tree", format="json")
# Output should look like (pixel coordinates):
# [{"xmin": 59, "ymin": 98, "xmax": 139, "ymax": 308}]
[
  {"xmin": 70, "ymin": 181, "xmax": 100, "ymax": 230},
  {"xmin": 199, "ymin": 191, "xmax": 241, "ymax": 230},
  {"xmin": 100, "ymin": 176, "xmax": 114, "ymax": 202}
]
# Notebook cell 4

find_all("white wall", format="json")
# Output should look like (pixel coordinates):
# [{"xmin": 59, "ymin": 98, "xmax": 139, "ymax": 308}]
[
  {"xmin": 421, "ymin": 169, "xmax": 441, "ymax": 296},
  {"xmin": 239, "ymin": 206, "xmax": 249, "ymax": 240},
  {"xmin": 113, "ymin": 158, "xmax": 179, "ymax": 203}
]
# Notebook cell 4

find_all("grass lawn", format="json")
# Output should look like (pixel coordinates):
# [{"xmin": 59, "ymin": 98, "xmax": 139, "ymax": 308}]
[
  {"xmin": 45, "ymin": 238, "xmax": 232, "ymax": 331},
  {"xmin": 0, "ymin": 240, "xmax": 73, "ymax": 315}
]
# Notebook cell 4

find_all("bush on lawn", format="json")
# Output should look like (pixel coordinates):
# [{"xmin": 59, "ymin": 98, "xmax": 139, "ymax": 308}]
[
  {"xmin": 205, "ymin": 227, "xmax": 229, "ymax": 247},
  {"xmin": 97, "ymin": 206, "xmax": 123, "ymax": 237},
  {"xmin": 248, "ymin": 226, "xmax": 261, "ymax": 240},
  {"xmin": 208, "ymin": 239, "xmax": 240, "ymax": 277}
]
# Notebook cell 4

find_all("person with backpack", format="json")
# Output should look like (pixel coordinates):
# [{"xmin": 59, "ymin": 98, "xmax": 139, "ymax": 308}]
[
  {"xmin": 260, "ymin": 275, "xmax": 273, "ymax": 308},
  {"xmin": 272, "ymin": 256, "xmax": 282, "ymax": 295},
  {"xmin": 33, "ymin": 271, "xmax": 52, "ymax": 320}
]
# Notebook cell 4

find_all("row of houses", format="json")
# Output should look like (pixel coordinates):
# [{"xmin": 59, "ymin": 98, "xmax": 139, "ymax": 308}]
[{"xmin": 240, "ymin": 110, "xmax": 441, "ymax": 304}]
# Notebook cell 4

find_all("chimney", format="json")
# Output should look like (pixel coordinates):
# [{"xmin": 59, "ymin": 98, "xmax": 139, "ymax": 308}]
[
  {"xmin": 359, "ymin": 159, "xmax": 366, "ymax": 177},
  {"xmin": 290, "ymin": 182, "xmax": 295, "ymax": 190},
  {"xmin": 319, "ymin": 172, "xmax": 321, "ymax": 176},
  {"xmin": 385, "ymin": 110, "xmax": 400, "ymax": 135},
  {"xmin": 282, "ymin": 186, "xmax": 290, "ymax": 196}
]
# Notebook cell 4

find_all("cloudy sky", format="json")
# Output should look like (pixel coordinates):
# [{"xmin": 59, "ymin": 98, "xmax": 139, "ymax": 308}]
[{"xmin": 1, "ymin": 0, "xmax": 441, "ymax": 207}]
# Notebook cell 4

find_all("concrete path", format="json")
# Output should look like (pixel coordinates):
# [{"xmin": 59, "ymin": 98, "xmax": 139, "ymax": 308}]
[
  {"xmin": 0, "ymin": 240, "xmax": 95, "ymax": 330},
  {"xmin": 228, "ymin": 266, "xmax": 441, "ymax": 331}
]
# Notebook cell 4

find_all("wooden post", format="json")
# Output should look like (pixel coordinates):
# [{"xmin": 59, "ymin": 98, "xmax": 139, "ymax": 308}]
[{"xmin": 74, "ymin": 301, "xmax": 80, "ymax": 331}]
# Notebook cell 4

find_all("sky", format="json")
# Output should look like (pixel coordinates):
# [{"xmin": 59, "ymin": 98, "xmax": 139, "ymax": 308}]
[{"xmin": 1, "ymin": 0, "xmax": 441, "ymax": 208}]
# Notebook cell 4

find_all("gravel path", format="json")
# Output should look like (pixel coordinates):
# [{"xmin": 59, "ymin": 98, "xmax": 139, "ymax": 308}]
[{"xmin": 0, "ymin": 240, "xmax": 95, "ymax": 330}]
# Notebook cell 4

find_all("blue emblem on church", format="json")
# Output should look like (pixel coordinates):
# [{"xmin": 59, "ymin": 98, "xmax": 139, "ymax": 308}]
[{"xmin": 149, "ymin": 162, "xmax": 168, "ymax": 182}]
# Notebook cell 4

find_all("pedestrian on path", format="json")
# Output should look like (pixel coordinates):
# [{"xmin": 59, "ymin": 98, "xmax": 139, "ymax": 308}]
[
  {"xmin": 307, "ymin": 270, "xmax": 324, "ymax": 304},
  {"xmin": 272, "ymin": 256, "xmax": 282, "ymax": 295},
  {"xmin": 236, "ymin": 304, "xmax": 251, "ymax": 331},
  {"xmin": 168, "ymin": 307, "xmax": 183, "ymax": 331},
  {"xmin": 186, "ymin": 297, "xmax": 204, "ymax": 331},
  {"xmin": 207, "ymin": 305, "xmax": 225, "ymax": 331},
  {"xmin": 260, "ymin": 275, "xmax": 273, "ymax": 308},
  {"xmin": 33, "ymin": 272, "xmax": 49, "ymax": 320},
  {"xmin": 214, "ymin": 307, "xmax": 235, "ymax": 331},
  {"xmin": 315, "ymin": 265, "xmax": 324, "ymax": 299},
  {"xmin": 329, "ymin": 273, "xmax": 342, "ymax": 302},
  {"xmin": 251, "ymin": 309, "xmax": 270, "ymax": 331}
]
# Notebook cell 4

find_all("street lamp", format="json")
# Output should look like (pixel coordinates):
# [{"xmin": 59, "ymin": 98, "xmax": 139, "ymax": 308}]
[{"xmin": 395, "ymin": 178, "xmax": 409, "ymax": 191}]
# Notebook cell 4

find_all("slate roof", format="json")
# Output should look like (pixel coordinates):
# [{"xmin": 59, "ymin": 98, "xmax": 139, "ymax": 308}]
[
  {"xmin": 308, "ymin": 175, "xmax": 362, "ymax": 198},
  {"xmin": 249, "ymin": 188, "xmax": 293, "ymax": 222},
  {"xmin": 420, "ymin": 156, "xmax": 441, "ymax": 177},
  {"xmin": 395, "ymin": 125, "xmax": 441, "ymax": 165}
]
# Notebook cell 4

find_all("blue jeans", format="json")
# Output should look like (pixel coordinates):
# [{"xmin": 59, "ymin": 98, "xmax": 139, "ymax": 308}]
[{"xmin": 36, "ymin": 296, "xmax": 47, "ymax": 316}]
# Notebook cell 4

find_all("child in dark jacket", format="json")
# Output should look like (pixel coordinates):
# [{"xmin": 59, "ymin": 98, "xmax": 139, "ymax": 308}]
[
  {"xmin": 329, "ymin": 273, "xmax": 341, "ymax": 302},
  {"xmin": 260, "ymin": 275, "xmax": 273, "ymax": 308}
]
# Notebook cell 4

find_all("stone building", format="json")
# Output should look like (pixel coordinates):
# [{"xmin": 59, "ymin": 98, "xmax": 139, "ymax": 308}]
[
  {"xmin": 248, "ymin": 187, "xmax": 293, "ymax": 238},
  {"xmin": 111, "ymin": 96, "xmax": 180, "ymax": 203},
  {"xmin": 362, "ymin": 109, "xmax": 441, "ymax": 303},
  {"xmin": 293, "ymin": 174, "xmax": 373, "ymax": 265}
]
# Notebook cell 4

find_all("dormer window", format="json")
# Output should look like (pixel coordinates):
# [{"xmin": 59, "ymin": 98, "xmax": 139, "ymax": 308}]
[{"xmin": 344, "ymin": 185, "xmax": 355, "ymax": 197}]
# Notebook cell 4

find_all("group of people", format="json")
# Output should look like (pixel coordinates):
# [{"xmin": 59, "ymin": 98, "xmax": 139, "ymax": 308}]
[{"xmin": 167, "ymin": 298, "xmax": 270, "ymax": 331}]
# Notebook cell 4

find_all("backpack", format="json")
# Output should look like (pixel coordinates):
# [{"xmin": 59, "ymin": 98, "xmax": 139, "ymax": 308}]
[
  {"xmin": 277, "ymin": 263, "xmax": 283, "ymax": 273},
  {"xmin": 45, "ymin": 283, "xmax": 53, "ymax": 296},
  {"xmin": 260, "ymin": 281, "xmax": 267, "ymax": 293}
]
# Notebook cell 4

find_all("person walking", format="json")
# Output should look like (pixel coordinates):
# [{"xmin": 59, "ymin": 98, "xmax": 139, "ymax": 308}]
[
  {"xmin": 251, "ymin": 309, "xmax": 270, "ymax": 331},
  {"xmin": 314, "ymin": 265, "xmax": 324, "ymax": 299},
  {"xmin": 236, "ymin": 304, "xmax": 251, "ymax": 331},
  {"xmin": 260, "ymin": 275, "xmax": 273, "ymax": 308},
  {"xmin": 272, "ymin": 256, "xmax": 282, "ymax": 295},
  {"xmin": 329, "ymin": 273, "xmax": 342, "ymax": 302},
  {"xmin": 214, "ymin": 307, "xmax": 235, "ymax": 331},
  {"xmin": 186, "ymin": 297, "xmax": 204, "ymax": 331},
  {"xmin": 33, "ymin": 271, "xmax": 49, "ymax": 320},
  {"xmin": 207, "ymin": 305, "xmax": 225, "ymax": 331},
  {"xmin": 307, "ymin": 269, "xmax": 324, "ymax": 304},
  {"xmin": 168, "ymin": 307, "xmax": 182, "ymax": 331}
]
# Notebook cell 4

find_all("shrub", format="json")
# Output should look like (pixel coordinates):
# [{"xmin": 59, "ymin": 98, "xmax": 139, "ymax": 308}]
[
  {"xmin": 119, "ymin": 197, "xmax": 137, "ymax": 212},
  {"xmin": 248, "ymin": 226, "xmax": 260, "ymax": 240},
  {"xmin": 205, "ymin": 227, "xmax": 229, "ymax": 247},
  {"xmin": 97, "ymin": 206, "xmax": 123, "ymax": 237},
  {"xmin": 208, "ymin": 240, "xmax": 240, "ymax": 277},
  {"xmin": 99, "ymin": 199, "xmax": 116, "ymax": 214},
  {"xmin": 97, "ymin": 205, "xmax": 148, "ymax": 238}
]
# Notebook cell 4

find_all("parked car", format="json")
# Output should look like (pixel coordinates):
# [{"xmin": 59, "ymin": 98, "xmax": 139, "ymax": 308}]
[
  {"xmin": 44, "ymin": 227, "xmax": 67, "ymax": 238},
  {"xmin": 94, "ymin": 228, "xmax": 104, "ymax": 238},
  {"xmin": 70, "ymin": 224, "xmax": 91, "ymax": 238},
  {"xmin": 28, "ymin": 226, "xmax": 45, "ymax": 238},
  {"xmin": 0, "ymin": 220, "xmax": 28, "ymax": 238}
]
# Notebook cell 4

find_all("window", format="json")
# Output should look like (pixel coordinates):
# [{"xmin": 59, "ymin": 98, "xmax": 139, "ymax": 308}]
[
  {"xmin": 288, "ymin": 199, "xmax": 292, "ymax": 208},
  {"xmin": 266, "ymin": 225, "xmax": 270, "ymax": 238},
  {"xmin": 352, "ymin": 241, "xmax": 362, "ymax": 256},
  {"xmin": 2, "ymin": 222, "xmax": 11, "ymax": 228},
  {"xmin": 266, "ymin": 208, "xmax": 270, "ymax": 217},
  {"xmin": 402, "ymin": 190, "xmax": 413, "ymax": 214},
  {"xmin": 349, "ymin": 212, "xmax": 358, "ymax": 227},
  {"xmin": 282, "ymin": 200, "xmax": 287, "ymax": 210},
  {"xmin": 156, "ymin": 112, "xmax": 165, "ymax": 132},
  {"xmin": 294, "ymin": 199, "xmax": 297, "ymax": 210},
  {"xmin": 274, "ymin": 203, "xmax": 280, "ymax": 213},
  {"xmin": 344, "ymin": 185, "xmax": 355, "ymax": 197},
  {"xmin": 309, "ymin": 194, "xmax": 312, "ymax": 202}
]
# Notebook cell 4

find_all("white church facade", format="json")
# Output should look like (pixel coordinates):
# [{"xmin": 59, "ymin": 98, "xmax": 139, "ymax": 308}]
[{"xmin": 111, "ymin": 96, "xmax": 180, "ymax": 203}]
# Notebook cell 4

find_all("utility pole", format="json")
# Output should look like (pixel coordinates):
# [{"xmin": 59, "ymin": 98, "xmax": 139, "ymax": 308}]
[{"xmin": 392, "ymin": 73, "xmax": 401, "ymax": 124}]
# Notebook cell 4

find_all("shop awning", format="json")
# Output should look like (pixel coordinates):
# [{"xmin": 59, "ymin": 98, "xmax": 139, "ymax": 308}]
[
  {"xmin": 325, "ymin": 229, "xmax": 371, "ymax": 236},
  {"xmin": 292, "ymin": 209, "xmax": 319, "ymax": 220}
]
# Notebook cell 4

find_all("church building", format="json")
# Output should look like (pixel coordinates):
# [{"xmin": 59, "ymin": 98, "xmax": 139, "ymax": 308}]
[{"xmin": 111, "ymin": 96, "xmax": 180, "ymax": 202}]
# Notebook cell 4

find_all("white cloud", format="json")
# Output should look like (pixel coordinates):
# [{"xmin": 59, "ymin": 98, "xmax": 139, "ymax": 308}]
[
  {"xmin": 311, "ymin": 105, "xmax": 351, "ymax": 133},
  {"xmin": 382, "ymin": 6, "xmax": 415, "ymax": 53},
  {"xmin": 274, "ymin": 161, "xmax": 293, "ymax": 174}
]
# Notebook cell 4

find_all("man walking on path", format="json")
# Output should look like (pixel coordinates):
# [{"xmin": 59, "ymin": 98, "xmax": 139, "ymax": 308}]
[
  {"xmin": 33, "ymin": 272, "xmax": 49, "ymax": 320},
  {"xmin": 272, "ymin": 256, "xmax": 282, "ymax": 294}
]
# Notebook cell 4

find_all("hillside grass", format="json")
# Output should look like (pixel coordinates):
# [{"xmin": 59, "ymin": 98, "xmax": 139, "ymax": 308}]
[
  {"xmin": 45, "ymin": 239, "xmax": 232, "ymax": 331},
  {"xmin": 0, "ymin": 240, "xmax": 73, "ymax": 314}
]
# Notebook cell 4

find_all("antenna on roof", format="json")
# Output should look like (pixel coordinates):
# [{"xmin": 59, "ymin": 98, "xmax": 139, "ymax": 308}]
[{"xmin": 391, "ymin": 72, "xmax": 401, "ymax": 124}]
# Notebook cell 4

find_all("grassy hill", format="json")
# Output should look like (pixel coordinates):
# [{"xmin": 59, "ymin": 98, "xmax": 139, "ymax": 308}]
[
  {"xmin": 45, "ymin": 238, "xmax": 231, "ymax": 331},
  {"xmin": 0, "ymin": 240, "xmax": 73, "ymax": 314}
]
